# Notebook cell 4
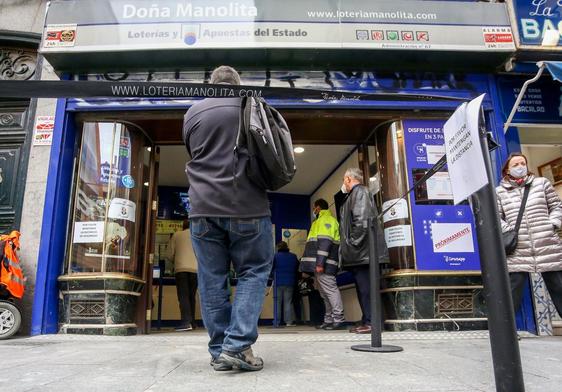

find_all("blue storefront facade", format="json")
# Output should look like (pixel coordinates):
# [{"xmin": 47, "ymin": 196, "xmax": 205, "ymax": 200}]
[{"xmin": 29, "ymin": 0, "xmax": 537, "ymax": 335}]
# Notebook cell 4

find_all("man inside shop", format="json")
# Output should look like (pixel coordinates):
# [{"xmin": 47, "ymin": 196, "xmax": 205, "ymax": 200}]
[
  {"xmin": 300, "ymin": 199, "xmax": 346, "ymax": 330},
  {"xmin": 167, "ymin": 219, "xmax": 198, "ymax": 331},
  {"xmin": 339, "ymin": 168, "xmax": 388, "ymax": 334}
]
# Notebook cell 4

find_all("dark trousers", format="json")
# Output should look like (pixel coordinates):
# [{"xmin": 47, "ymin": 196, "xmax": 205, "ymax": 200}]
[
  {"xmin": 175, "ymin": 271, "xmax": 198, "ymax": 326},
  {"xmin": 352, "ymin": 266, "xmax": 371, "ymax": 325},
  {"xmin": 308, "ymin": 290, "xmax": 325, "ymax": 325},
  {"xmin": 510, "ymin": 271, "xmax": 562, "ymax": 317}
]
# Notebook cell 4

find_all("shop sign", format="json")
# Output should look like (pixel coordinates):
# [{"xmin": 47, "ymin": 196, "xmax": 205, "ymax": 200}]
[
  {"xmin": 156, "ymin": 219, "xmax": 183, "ymax": 234},
  {"xmin": 108, "ymin": 198, "xmax": 136, "ymax": 222},
  {"xmin": 402, "ymin": 119, "xmax": 480, "ymax": 271},
  {"xmin": 509, "ymin": 0, "xmax": 561, "ymax": 49},
  {"xmin": 42, "ymin": 0, "xmax": 514, "ymax": 53},
  {"xmin": 33, "ymin": 116, "xmax": 54, "ymax": 146},
  {"xmin": 497, "ymin": 75, "xmax": 562, "ymax": 125}
]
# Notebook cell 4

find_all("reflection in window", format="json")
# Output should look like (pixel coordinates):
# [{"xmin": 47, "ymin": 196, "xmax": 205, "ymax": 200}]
[{"xmin": 67, "ymin": 122, "xmax": 150, "ymax": 278}]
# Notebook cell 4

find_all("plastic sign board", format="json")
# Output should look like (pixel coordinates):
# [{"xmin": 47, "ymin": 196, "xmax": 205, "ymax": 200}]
[
  {"xmin": 41, "ymin": 0, "xmax": 514, "ymax": 53},
  {"xmin": 509, "ymin": 0, "xmax": 562, "ymax": 49},
  {"xmin": 497, "ymin": 75, "xmax": 562, "ymax": 125},
  {"xmin": 33, "ymin": 116, "xmax": 54, "ymax": 146},
  {"xmin": 402, "ymin": 119, "xmax": 480, "ymax": 271},
  {"xmin": 443, "ymin": 94, "xmax": 488, "ymax": 205}
]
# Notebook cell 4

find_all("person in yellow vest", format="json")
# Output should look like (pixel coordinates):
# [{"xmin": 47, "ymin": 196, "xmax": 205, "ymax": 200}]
[
  {"xmin": 300, "ymin": 199, "xmax": 345, "ymax": 330},
  {"xmin": 167, "ymin": 219, "xmax": 198, "ymax": 331}
]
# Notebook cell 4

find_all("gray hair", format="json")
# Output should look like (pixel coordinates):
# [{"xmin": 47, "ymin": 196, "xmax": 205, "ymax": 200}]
[
  {"xmin": 345, "ymin": 167, "xmax": 364, "ymax": 183},
  {"xmin": 210, "ymin": 65, "xmax": 241, "ymax": 85}
]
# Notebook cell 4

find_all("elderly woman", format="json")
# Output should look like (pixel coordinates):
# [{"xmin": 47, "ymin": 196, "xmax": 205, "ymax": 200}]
[{"xmin": 496, "ymin": 153, "xmax": 562, "ymax": 316}]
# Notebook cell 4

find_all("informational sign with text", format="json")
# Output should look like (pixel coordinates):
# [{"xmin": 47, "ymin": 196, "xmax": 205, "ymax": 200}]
[
  {"xmin": 443, "ymin": 94, "xmax": 488, "ymax": 205},
  {"xmin": 402, "ymin": 119, "xmax": 480, "ymax": 271}
]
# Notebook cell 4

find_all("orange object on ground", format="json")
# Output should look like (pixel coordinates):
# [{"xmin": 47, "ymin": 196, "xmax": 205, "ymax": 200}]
[{"xmin": 0, "ymin": 231, "xmax": 24, "ymax": 299}]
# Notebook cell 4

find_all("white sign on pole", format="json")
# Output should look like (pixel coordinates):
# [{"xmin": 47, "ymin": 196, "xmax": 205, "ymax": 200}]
[
  {"xmin": 443, "ymin": 94, "xmax": 488, "ymax": 205},
  {"xmin": 384, "ymin": 225, "xmax": 413, "ymax": 248},
  {"xmin": 382, "ymin": 199, "xmax": 409, "ymax": 223}
]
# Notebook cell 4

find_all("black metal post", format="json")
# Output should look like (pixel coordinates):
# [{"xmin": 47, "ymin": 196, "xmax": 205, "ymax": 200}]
[
  {"xmin": 157, "ymin": 259, "xmax": 165, "ymax": 330},
  {"xmin": 471, "ymin": 112, "xmax": 524, "ymax": 391},
  {"xmin": 351, "ymin": 216, "xmax": 403, "ymax": 353}
]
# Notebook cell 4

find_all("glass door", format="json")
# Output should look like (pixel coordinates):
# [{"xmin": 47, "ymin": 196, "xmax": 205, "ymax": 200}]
[{"xmin": 60, "ymin": 121, "xmax": 156, "ymax": 335}]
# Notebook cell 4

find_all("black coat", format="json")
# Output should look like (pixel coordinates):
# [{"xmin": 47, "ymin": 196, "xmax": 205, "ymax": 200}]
[{"xmin": 339, "ymin": 185, "xmax": 389, "ymax": 268}]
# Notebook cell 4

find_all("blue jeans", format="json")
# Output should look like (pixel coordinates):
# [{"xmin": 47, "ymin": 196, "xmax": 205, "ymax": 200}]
[
  {"xmin": 275, "ymin": 285, "xmax": 295, "ymax": 325},
  {"xmin": 190, "ymin": 217, "xmax": 273, "ymax": 359}
]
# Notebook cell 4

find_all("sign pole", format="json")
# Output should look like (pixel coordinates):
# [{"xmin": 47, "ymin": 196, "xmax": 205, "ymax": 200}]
[
  {"xmin": 351, "ymin": 216, "xmax": 403, "ymax": 353},
  {"xmin": 471, "ymin": 110, "xmax": 525, "ymax": 392}
]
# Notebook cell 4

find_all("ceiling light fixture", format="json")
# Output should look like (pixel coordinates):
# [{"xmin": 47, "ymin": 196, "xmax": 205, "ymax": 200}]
[{"xmin": 294, "ymin": 147, "xmax": 305, "ymax": 154}]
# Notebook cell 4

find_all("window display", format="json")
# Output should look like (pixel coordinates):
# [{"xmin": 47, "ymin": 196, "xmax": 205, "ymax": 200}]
[{"xmin": 66, "ymin": 122, "xmax": 151, "ymax": 277}]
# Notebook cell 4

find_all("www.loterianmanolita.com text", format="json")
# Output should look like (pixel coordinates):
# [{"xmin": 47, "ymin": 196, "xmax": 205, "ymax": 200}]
[{"xmin": 109, "ymin": 84, "xmax": 264, "ymax": 98}]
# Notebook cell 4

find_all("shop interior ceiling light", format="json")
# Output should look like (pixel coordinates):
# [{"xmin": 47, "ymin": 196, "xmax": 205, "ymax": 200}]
[{"xmin": 294, "ymin": 147, "xmax": 305, "ymax": 154}]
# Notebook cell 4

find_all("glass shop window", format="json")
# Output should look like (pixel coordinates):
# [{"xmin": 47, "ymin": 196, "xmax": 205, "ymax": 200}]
[{"xmin": 65, "ymin": 122, "xmax": 150, "ymax": 278}]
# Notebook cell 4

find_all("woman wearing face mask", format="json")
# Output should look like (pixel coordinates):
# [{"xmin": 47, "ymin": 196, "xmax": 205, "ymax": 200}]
[{"xmin": 496, "ymin": 153, "xmax": 562, "ymax": 318}]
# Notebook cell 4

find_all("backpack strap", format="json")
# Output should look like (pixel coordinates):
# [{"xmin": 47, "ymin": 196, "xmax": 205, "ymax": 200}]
[
  {"xmin": 513, "ymin": 182, "xmax": 532, "ymax": 234},
  {"xmin": 233, "ymin": 97, "xmax": 249, "ymax": 197}
]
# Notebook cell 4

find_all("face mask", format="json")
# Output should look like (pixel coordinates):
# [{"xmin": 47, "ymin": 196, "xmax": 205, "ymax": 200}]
[
  {"xmin": 341, "ymin": 184, "xmax": 348, "ymax": 194},
  {"xmin": 509, "ymin": 165, "xmax": 527, "ymax": 179}
]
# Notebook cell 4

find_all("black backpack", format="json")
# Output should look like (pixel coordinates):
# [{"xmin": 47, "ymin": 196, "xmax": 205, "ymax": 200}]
[{"xmin": 235, "ymin": 97, "xmax": 296, "ymax": 191}]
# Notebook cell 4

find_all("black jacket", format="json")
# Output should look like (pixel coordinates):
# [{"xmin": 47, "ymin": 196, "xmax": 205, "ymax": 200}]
[
  {"xmin": 339, "ymin": 185, "xmax": 389, "ymax": 268},
  {"xmin": 183, "ymin": 98, "xmax": 270, "ymax": 218}
]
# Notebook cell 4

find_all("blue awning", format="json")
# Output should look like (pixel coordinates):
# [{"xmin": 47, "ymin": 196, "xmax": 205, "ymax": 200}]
[{"xmin": 544, "ymin": 61, "xmax": 562, "ymax": 83}]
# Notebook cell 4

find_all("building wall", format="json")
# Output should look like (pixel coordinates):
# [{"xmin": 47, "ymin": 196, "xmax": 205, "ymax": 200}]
[{"xmin": 1, "ymin": 0, "xmax": 55, "ymax": 335}]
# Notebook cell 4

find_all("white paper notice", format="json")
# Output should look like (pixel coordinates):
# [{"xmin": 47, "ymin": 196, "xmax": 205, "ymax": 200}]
[
  {"xmin": 108, "ymin": 198, "xmax": 136, "ymax": 222},
  {"xmin": 443, "ymin": 94, "xmax": 488, "ymax": 204},
  {"xmin": 382, "ymin": 199, "xmax": 409, "ymax": 223},
  {"xmin": 384, "ymin": 225, "xmax": 413, "ymax": 248},
  {"xmin": 426, "ymin": 171, "xmax": 454, "ymax": 200},
  {"xmin": 73, "ymin": 221, "xmax": 104, "ymax": 243},
  {"xmin": 426, "ymin": 145, "xmax": 445, "ymax": 165},
  {"xmin": 431, "ymin": 222, "xmax": 474, "ymax": 253}
]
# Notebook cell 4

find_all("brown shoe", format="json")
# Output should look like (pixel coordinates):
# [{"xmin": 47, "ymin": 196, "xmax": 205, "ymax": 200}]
[{"xmin": 355, "ymin": 325, "xmax": 372, "ymax": 334}]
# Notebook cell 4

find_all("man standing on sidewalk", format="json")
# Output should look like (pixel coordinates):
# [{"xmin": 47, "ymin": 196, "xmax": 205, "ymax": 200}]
[
  {"xmin": 167, "ymin": 219, "xmax": 198, "ymax": 331},
  {"xmin": 339, "ymin": 168, "xmax": 388, "ymax": 334},
  {"xmin": 183, "ymin": 66, "xmax": 273, "ymax": 372},
  {"xmin": 300, "ymin": 199, "xmax": 346, "ymax": 330}
]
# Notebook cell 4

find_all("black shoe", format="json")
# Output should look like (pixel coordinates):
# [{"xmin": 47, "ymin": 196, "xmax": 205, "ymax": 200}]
[
  {"xmin": 210, "ymin": 357, "xmax": 233, "ymax": 371},
  {"xmin": 175, "ymin": 324, "xmax": 193, "ymax": 332},
  {"xmin": 325, "ymin": 322, "xmax": 347, "ymax": 330},
  {"xmin": 220, "ymin": 348, "xmax": 264, "ymax": 371},
  {"xmin": 316, "ymin": 322, "xmax": 332, "ymax": 330}
]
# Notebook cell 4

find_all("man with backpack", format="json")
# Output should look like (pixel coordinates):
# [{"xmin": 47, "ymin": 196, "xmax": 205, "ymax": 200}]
[{"xmin": 183, "ymin": 66, "xmax": 285, "ymax": 372}]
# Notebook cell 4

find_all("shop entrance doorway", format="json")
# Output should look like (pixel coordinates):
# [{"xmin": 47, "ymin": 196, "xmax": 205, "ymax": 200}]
[
  {"xmin": 62, "ymin": 106, "xmax": 473, "ymax": 335},
  {"xmin": 106, "ymin": 107, "xmax": 395, "ymax": 333}
]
